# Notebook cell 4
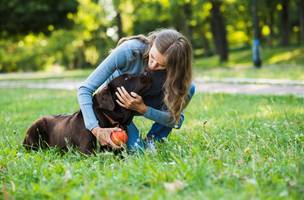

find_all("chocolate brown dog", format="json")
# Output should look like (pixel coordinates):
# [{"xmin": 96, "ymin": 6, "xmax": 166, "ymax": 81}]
[{"xmin": 23, "ymin": 72, "xmax": 152, "ymax": 154}]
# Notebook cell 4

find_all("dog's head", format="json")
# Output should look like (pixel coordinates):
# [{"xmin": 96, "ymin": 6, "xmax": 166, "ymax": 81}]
[
  {"xmin": 93, "ymin": 72, "xmax": 153, "ymax": 111},
  {"xmin": 109, "ymin": 72, "xmax": 153, "ymax": 95}
]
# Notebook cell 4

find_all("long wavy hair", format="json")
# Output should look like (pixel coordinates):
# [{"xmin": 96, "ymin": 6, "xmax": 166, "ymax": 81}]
[{"xmin": 117, "ymin": 28, "xmax": 192, "ymax": 123}]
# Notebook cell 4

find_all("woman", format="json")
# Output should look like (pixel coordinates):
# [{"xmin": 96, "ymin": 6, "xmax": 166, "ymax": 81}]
[{"xmin": 77, "ymin": 28, "xmax": 195, "ymax": 152}]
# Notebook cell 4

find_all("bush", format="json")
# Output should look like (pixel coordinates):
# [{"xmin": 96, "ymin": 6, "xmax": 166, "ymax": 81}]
[{"xmin": 0, "ymin": 0, "xmax": 115, "ymax": 72}]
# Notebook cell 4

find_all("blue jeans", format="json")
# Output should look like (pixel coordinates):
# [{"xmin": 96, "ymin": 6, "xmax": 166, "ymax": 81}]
[{"xmin": 127, "ymin": 83, "xmax": 196, "ymax": 152}]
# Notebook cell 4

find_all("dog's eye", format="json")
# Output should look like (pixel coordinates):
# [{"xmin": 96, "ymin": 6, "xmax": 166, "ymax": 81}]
[{"xmin": 124, "ymin": 77, "xmax": 128, "ymax": 81}]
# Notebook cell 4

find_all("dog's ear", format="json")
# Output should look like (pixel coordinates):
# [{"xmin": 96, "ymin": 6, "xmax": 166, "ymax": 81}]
[{"xmin": 95, "ymin": 87, "xmax": 115, "ymax": 111}]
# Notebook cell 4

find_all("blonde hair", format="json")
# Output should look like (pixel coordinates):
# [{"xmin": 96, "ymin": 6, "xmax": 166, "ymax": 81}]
[{"xmin": 117, "ymin": 28, "xmax": 192, "ymax": 123}]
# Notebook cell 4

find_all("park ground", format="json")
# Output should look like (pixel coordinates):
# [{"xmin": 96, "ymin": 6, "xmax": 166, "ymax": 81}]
[{"xmin": 0, "ymin": 46, "xmax": 304, "ymax": 199}]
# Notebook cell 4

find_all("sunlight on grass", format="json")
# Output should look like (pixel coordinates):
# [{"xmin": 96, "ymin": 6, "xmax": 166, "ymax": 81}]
[
  {"xmin": 0, "ymin": 46, "xmax": 303, "ymax": 82},
  {"xmin": 1, "ymin": 89, "xmax": 303, "ymax": 199},
  {"xmin": 193, "ymin": 46, "xmax": 304, "ymax": 80},
  {"xmin": 0, "ymin": 69, "xmax": 92, "ymax": 81},
  {"xmin": 269, "ymin": 49, "xmax": 302, "ymax": 64},
  {"xmin": 193, "ymin": 64, "xmax": 304, "ymax": 80}
]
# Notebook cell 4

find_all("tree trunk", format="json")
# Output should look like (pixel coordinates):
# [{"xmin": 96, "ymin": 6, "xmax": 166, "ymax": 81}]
[
  {"xmin": 265, "ymin": 0, "xmax": 276, "ymax": 46},
  {"xmin": 269, "ymin": 6, "xmax": 275, "ymax": 46},
  {"xmin": 299, "ymin": 0, "xmax": 304, "ymax": 44},
  {"xmin": 202, "ymin": 30, "xmax": 213, "ymax": 57},
  {"xmin": 281, "ymin": 0, "xmax": 289, "ymax": 46},
  {"xmin": 113, "ymin": 0, "xmax": 123, "ymax": 40},
  {"xmin": 210, "ymin": 0, "xmax": 228, "ymax": 62},
  {"xmin": 252, "ymin": 0, "xmax": 262, "ymax": 68},
  {"xmin": 115, "ymin": 11, "xmax": 123, "ymax": 40},
  {"xmin": 182, "ymin": 2, "xmax": 193, "ymax": 41}
]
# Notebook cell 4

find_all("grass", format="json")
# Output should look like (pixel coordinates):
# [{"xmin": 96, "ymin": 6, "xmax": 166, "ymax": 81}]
[
  {"xmin": 0, "ymin": 69, "xmax": 92, "ymax": 82},
  {"xmin": 0, "ymin": 88, "xmax": 303, "ymax": 199},
  {"xmin": 193, "ymin": 64, "xmax": 304, "ymax": 80},
  {"xmin": 193, "ymin": 46, "xmax": 304, "ymax": 80},
  {"xmin": 1, "ymin": 46, "xmax": 304, "ymax": 83}
]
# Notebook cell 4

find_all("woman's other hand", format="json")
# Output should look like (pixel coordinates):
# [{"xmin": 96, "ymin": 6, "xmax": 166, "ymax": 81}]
[
  {"xmin": 115, "ymin": 86, "xmax": 148, "ymax": 114},
  {"xmin": 91, "ymin": 127, "xmax": 122, "ymax": 149}
]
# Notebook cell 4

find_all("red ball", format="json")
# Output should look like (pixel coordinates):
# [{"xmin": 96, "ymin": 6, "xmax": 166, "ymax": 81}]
[{"xmin": 110, "ymin": 130, "xmax": 128, "ymax": 145}]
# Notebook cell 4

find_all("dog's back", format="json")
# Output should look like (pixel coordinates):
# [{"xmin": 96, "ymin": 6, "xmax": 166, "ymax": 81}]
[{"xmin": 23, "ymin": 111, "xmax": 96, "ymax": 154}]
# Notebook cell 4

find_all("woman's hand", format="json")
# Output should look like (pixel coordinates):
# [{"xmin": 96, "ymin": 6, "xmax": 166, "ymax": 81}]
[
  {"xmin": 115, "ymin": 86, "xmax": 148, "ymax": 114},
  {"xmin": 91, "ymin": 127, "xmax": 123, "ymax": 149}
]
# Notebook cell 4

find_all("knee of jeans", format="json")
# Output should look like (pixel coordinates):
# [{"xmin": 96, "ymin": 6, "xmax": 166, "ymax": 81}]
[{"xmin": 189, "ymin": 83, "xmax": 196, "ymax": 98}]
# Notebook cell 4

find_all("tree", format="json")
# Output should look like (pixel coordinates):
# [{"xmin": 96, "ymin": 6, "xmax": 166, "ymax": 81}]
[
  {"xmin": 264, "ymin": 0, "xmax": 279, "ymax": 46},
  {"xmin": 182, "ymin": 1, "xmax": 193, "ymax": 41},
  {"xmin": 252, "ymin": 0, "xmax": 262, "ymax": 67},
  {"xmin": 113, "ymin": 0, "xmax": 124, "ymax": 40},
  {"xmin": 191, "ymin": 0, "xmax": 214, "ymax": 57},
  {"xmin": 130, "ymin": 0, "xmax": 170, "ymax": 35},
  {"xmin": 280, "ymin": 0, "xmax": 290, "ymax": 46},
  {"xmin": 299, "ymin": 0, "xmax": 304, "ymax": 44},
  {"xmin": 0, "ymin": 0, "xmax": 78, "ymax": 35},
  {"xmin": 168, "ymin": 0, "xmax": 193, "ymax": 41},
  {"xmin": 210, "ymin": 0, "xmax": 228, "ymax": 62}
]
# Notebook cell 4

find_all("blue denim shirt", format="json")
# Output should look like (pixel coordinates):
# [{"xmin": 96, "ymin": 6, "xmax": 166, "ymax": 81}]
[{"xmin": 77, "ymin": 39, "xmax": 181, "ymax": 131}]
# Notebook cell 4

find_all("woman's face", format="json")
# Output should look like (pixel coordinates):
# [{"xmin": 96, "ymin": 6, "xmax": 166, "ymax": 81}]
[{"xmin": 148, "ymin": 43, "xmax": 167, "ymax": 71}]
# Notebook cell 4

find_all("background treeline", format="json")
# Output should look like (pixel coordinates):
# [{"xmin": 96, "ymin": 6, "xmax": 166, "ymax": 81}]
[{"xmin": 0, "ymin": 0, "xmax": 303, "ymax": 72}]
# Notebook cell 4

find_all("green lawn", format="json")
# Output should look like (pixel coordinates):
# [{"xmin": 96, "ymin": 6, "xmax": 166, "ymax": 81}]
[
  {"xmin": 193, "ymin": 46, "xmax": 304, "ymax": 80},
  {"xmin": 0, "ymin": 69, "xmax": 92, "ymax": 82},
  {"xmin": 193, "ymin": 64, "xmax": 304, "ymax": 80},
  {"xmin": 1, "ymin": 46, "xmax": 304, "ymax": 82},
  {"xmin": 0, "ymin": 88, "xmax": 303, "ymax": 199}
]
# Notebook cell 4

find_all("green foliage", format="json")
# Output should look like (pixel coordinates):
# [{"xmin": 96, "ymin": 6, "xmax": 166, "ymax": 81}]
[
  {"xmin": 0, "ymin": 0, "xmax": 303, "ymax": 72},
  {"xmin": 0, "ymin": 89, "xmax": 303, "ymax": 199},
  {"xmin": 0, "ymin": 0, "xmax": 114, "ymax": 72},
  {"xmin": 0, "ymin": 32, "xmax": 75, "ymax": 72},
  {"xmin": 0, "ymin": 34, "xmax": 47, "ymax": 72},
  {"xmin": 0, "ymin": 0, "xmax": 78, "ymax": 35}
]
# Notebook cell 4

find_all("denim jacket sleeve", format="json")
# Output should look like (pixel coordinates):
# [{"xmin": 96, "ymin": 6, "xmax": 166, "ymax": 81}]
[
  {"xmin": 143, "ymin": 82, "xmax": 196, "ymax": 129},
  {"xmin": 77, "ymin": 42, "xmax": 134, "ymax": 130},
  {"xmin": 143, "ymin": 106, "xmax": 184, "ymax": 129}
]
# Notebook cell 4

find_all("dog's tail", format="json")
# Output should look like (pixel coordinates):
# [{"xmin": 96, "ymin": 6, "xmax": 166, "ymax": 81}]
[{"xmin": 23, "ymin": 117, "xmax": 48, "ymax": 150}]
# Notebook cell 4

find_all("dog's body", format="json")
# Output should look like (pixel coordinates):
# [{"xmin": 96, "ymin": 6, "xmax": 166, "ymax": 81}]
[
  {"xmin": 23, "ymin": 73, "xmax": 152, "ymax": 154},
  {"xmin": 24, "ymin": 112, "xmax": 96, "ymax": 154}
]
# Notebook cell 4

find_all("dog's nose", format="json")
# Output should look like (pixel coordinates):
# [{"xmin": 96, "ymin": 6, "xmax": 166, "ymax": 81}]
[
  {"xmin": 142, "ymin": 71, "xmax": 152, "ymax": 79},
  {"xmin": 141, "ymin": 73, "xmax": 151, "ymax": 82}
]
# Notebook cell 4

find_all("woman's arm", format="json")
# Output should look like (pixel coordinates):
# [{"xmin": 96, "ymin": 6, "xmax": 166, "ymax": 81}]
[
  {"xmin": 143, "ymin": 106, "xmax": 184, "ymax": 128},
  {"xmin": 77, "ymin": 42, "xmax": 133, "ymax": 131},
  {"xmin": 115, "ymin": 83, "xmax": 196, "ymax": 129},
  {"xmin": 147, "ymin": 83, "xmax": 195, "ymax": 128}
]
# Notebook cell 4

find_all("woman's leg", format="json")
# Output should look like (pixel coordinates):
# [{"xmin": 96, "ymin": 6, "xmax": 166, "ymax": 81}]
[
  {"xmin": 146, "ymin": 121, "xmax": 174, "ymax": 141},
  {"xmin": 127, "ymin": 121, "xmax": 145, "ymax": 152},
  {"xmin": 146, "ymin": 83, "xmax": 196, "ymax": 141}
]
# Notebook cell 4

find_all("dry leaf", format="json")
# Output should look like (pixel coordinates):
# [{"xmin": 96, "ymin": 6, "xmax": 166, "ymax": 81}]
[{"xmin": 164, "ymin": 180, "xmax": 186, "ymax": 193}]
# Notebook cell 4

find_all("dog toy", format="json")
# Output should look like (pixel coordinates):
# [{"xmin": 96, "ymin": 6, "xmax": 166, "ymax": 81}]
[{"xmin": 110, "ymin": 130, "xmax": 128, "ymax": 145}]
